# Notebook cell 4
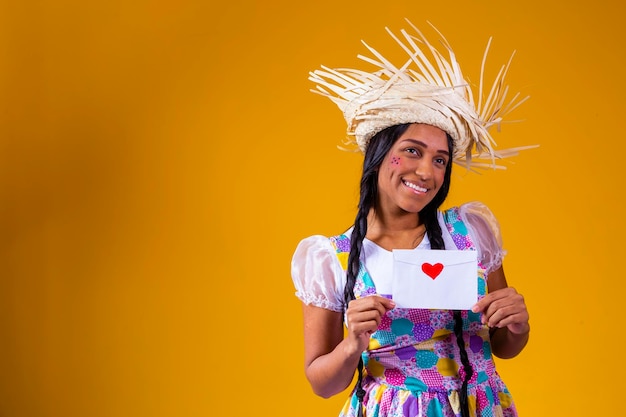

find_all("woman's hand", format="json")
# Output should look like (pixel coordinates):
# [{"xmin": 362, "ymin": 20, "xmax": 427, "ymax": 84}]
[
  {"xmin": 345, "ymin": 295, "xmax": 396, "ymax": 354},
  {"xmin": 472, "ymin": 279, "xmax": 530, "ymax": 359},
  {"xmin": 472, "ymin": 287, "xmax": 530, "ymax": 335}
]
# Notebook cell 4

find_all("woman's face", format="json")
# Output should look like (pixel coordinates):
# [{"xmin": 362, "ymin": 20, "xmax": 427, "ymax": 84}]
[{"xmin": 376, "ymin": 123, "xmax": 450, "ymax": 216}]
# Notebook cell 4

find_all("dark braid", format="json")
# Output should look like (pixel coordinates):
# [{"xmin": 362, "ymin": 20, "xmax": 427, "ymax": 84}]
[
  {"xmin": 422, "ymin": 208, "xmax": 475, "ymax": 417},
  {"xmin": 345, "ymin": 124, "xmax": 411, "ymax": 416},
  {"xmin": 454, "ymin": 310, "xmax": 474, "ymax": 417}
]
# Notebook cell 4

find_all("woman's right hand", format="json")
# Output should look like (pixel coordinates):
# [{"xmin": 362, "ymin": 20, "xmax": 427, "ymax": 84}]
[{"xmin": 345, "ymin": 295, "xmax": 396, "ymax": 354}]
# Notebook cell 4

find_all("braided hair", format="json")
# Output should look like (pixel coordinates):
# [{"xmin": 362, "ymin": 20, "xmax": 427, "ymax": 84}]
[{"xmin": 345, "ymin": 123, "xmax": 473, "ymax": 417}]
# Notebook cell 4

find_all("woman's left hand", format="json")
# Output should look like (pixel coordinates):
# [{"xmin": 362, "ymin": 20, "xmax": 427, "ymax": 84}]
[{"xmin": 472, "ymin": 287, "xmax": 530, "ymax": 335}]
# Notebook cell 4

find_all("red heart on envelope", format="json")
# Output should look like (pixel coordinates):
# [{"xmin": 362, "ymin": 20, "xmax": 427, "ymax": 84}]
[{"xmin": 422, "ymin": 262, "xmax": 444, "ymax": 279}]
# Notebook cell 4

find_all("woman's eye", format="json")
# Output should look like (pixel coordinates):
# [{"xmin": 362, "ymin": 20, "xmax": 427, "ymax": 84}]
[
  {"xmin": 435, "ymin": 158, "xmax": 447, "ymax": 165},
  {"xmin": 406, "ymin": 148, "xmax": 418, "ymax": 155}
]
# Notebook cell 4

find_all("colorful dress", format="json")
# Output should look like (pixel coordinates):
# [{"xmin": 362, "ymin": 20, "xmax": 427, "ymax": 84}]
[{"xmin": 291, "ymin": 202, "xmax": 518, "ymax": 417}]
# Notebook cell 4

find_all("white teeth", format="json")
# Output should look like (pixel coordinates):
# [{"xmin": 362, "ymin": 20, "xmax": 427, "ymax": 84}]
[{"xmin": 404, "ymin": 180, "xmax": 427, "ymax": 192}]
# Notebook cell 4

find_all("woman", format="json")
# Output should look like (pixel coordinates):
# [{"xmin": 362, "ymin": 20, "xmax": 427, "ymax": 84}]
[{"xmin": 291, "ymin": 21, "xmax": 531, "ymax": 417}]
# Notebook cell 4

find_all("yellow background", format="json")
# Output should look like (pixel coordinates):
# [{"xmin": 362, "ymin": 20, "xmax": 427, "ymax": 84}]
[{"xmin": 0, "ymin": 0, "xmax": 623, "ymax": 416}]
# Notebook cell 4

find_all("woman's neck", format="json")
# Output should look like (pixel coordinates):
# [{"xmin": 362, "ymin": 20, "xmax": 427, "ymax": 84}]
[{"xmin": 365, "ymin": 208, "xmax": 426, "ymax": 250}]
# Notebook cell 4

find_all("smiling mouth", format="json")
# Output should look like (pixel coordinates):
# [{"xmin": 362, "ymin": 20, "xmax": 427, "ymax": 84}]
[{"xmin": 402, "ymin": 179, "xmax": 428, "ymax": 193}]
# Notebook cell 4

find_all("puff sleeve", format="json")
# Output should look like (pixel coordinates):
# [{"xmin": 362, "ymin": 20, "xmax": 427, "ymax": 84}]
[
  {"xmin": 459, "ymin": 201, "xmax": 506, "ymax": 275},
  {"xmin": 290, "ymin": 235, "xmax": 346, "ymax": 312}
]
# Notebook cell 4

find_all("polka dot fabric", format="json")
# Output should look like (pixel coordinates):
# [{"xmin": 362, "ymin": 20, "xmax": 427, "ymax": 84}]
[{"xmin": 332, "ymin": 207, "xmax": 517, "ymax": 417}]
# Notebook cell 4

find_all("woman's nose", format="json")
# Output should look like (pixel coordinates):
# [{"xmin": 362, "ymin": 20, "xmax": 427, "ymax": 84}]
[{"xmin": 414, "ymin": 161, "xmax": 432, "ymax": 180}]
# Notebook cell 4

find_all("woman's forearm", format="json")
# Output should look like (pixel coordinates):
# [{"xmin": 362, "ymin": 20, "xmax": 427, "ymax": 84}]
[
  {"xmin": 305, "ymin": 338, "xmax": 363, "ymax": 398},
  {"xmin": 302, "ymin": 297, "xmax": 395, "ymax": 398},
  {"xmin": 490, "ymin": 324, "xmax": 530, "ymax": 359}
]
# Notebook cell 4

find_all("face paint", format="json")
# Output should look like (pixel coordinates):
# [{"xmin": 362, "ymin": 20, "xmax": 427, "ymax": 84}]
[{"xmin": 391, "ymin": 156, "xmax": 401, "ymax": 166}]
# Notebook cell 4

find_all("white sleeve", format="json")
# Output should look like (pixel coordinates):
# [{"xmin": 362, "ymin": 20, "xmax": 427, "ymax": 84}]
[
  {"xmin": 459, "ymin": 201, "xmax": 506, "ymax": 275},
  {"xmin": 290, "ymin": 235, "xmax": 345, "ymax": 312}
]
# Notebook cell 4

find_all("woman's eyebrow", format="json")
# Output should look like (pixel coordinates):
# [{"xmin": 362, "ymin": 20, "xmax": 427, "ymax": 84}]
[{"xmin": 402, "ymin": 139, "xmax": 450, "ymax": 156}]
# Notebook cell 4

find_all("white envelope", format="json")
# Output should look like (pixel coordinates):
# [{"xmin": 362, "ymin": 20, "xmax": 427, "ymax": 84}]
[{"xmin": 391, "ymin": 249, "xmax": 477, "ymax": 310}]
